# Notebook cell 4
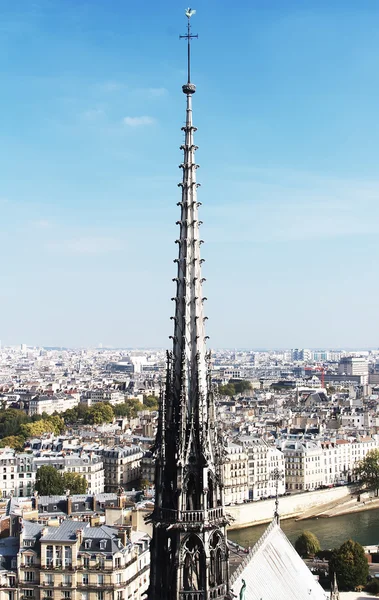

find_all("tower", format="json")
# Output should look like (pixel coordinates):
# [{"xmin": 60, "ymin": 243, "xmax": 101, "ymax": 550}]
[
  {"xmin": 148, "ymin": 9, "xmax": 230, "ymax": 600},
  {"xmin": 330, "ymin": 572, "xmax": 340, "ymax": 600}
]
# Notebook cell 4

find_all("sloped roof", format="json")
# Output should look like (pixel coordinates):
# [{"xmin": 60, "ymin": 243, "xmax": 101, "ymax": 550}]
[{"xmin": 230, "ymin": 519, "xmax": 328, "ymax": 600}]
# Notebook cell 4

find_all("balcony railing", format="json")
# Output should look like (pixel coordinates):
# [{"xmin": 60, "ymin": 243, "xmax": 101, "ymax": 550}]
[
  {"xmin": 179, "ymin": 592, "xmax": 204, "ymax": 600},
  {"xmin": 159, "ymin": 507, "xmax": 225, "ymax": 523}
]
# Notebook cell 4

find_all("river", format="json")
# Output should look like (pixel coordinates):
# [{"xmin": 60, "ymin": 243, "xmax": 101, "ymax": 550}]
[{"xmin": 228, "ymin": 507, "xmax": 379, "ymax": 550}]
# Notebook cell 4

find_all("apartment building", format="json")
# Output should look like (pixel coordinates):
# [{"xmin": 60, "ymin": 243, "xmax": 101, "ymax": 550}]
[
  {"xmin": 89, "ymin": 390, "xmax": 125, "ymax": 406},
  {"xmin": 0, "ymin": 449, "xmax": 35, "ymax": 498},
  {"xmin": 33, "ymin": 453, "xmax": 104, "ymax": 494},
  {"xmin": 17, "ymin": 519, "xmax": 150, "ymax": 600},
  {"xmin": 223, "ymin": 443, "xmax": 249, "ymax": 505},
  {"xmin": 279, "ymin": 436, "xmax": 379, "ymax": 491},
  {"xmin": 28, "ymin": 394, "xmax": 80, "ymax": 416},
  {"xmin": 239, "ymin": 437, "xmax": 285, "ymax": 500},
  {"xmin": 102, "ymin": 447, "xmax": 142, "ymax": 493}
]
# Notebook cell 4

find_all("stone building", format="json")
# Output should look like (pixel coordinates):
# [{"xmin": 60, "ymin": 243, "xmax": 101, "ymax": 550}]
[
  {"xmin": 102, "ymin": 447, "xmax": 142, "ymax": 492},
  {"xmin": 223, "ymin": 443, "xmax": 249, "ymax": 505},
  {"xmin": 15, "ymin": 519, "xmax": 150, "ymax": 600}
]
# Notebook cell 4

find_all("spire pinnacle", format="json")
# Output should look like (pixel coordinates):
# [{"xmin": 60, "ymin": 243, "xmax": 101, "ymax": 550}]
[{"xmin": 180, "ymin": 8, "xmax": 198, "ymax": 94}]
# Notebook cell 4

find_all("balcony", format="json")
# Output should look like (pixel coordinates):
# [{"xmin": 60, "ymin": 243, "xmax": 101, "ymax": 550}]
[
  {"xmin": 179, "ymin": 593, "xmax": 204, "ymax": 600},
  {"xmin": 158, "ymin": 507, "xmax": 225, "ymax": 524}
]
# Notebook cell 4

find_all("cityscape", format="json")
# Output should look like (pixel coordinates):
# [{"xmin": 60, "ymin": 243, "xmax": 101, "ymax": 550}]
[{"xmin": 2, "ymin": 2, "xmax": 379, "ymax": 600}]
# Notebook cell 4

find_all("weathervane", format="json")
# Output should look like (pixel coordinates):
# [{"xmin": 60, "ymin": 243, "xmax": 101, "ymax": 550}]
[
  {"xmin": 272, "ymin": 467, "xmax": 284, "ymax": 524},
  {"xmin": 180, "ymin": 8, "xmax": 198, "ymax": 87}
]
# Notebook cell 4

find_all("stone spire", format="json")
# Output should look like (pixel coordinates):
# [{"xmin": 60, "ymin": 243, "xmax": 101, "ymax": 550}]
[
  {"xmin": 148, "ymin": 9, "xmax": 230, "ymax": 600},
  {"xmin": 330, "ymin": 572, "xmax": 340, "ymax": 600}
]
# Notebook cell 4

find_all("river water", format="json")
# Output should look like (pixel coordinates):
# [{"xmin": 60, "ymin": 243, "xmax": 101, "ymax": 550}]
[{"xmin": 228, "ymin": 507, "xmax": 379, "ymax": 550}]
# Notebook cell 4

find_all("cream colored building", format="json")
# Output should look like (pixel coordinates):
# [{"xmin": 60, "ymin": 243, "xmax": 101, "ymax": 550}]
[
  {"xmin": 239, "ymin": 437, "xmax": 285, "ymax": 500},
  {"xmin": 102, "ymin": 447, "xmax": 142, "ymax": 493},
  {"xmin": 223, "ymin": 443, "xmax": 249, "ymax": 505},
  {"xmin": 280, "ymin": 436, "xmax": 379, "ymax": 491},
  {"xmin": 17, "ymin": 519, "xmax": 150, "ymax": 600}
]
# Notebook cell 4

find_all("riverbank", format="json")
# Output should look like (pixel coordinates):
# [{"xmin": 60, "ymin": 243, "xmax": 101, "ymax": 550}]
[{"xmin": 228, "ymin": 485, "xmax": 353, "ymax": 530}]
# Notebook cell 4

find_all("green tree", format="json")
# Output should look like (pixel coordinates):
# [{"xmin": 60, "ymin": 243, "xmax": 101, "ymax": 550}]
[
  {"xmin": 84, "ymin": 402, "xmax": 114, "ymax": 425},
  {"xmin": 230, "ymin": 379, "xmax": 252, "ymax": 395},
  {"xmin": 20, "ymin": 419, "xmax": 56, "ymax": 439},
  {"xmin": 218, "ymin": 383, "xmax": 235, "ymax": 397},
  {"xmin": 113, "ymin": 399, "xmax": 144, "ymax": 419},
  {"xmin": 46, "ymin": 415, "xmax": 65, "ymax": 435},
  {"xmin": 0, "ymin": 409, "xmax": 30, "ymax": 437},
  {"xmin": 295, "ymin": 531, "xmax": 321, "ymax": 558},
  {"xmin": 330, "ymin": 539, "xmax": 369, "ymax": 591},
  {"xmin": 143, "ymin": 395, "xmax": 159, "ymax": 410},
  {"xmin": 35, "ymin": 465, "xmax": 64, "ymax": 495},
  {"xmin": 356, "ymin": 449, "xmax": 379, "ymax": 496},
  {"xmin": 62, "ymin": 472, "xmax": 87, "ymax": 494},
  {"xmin": 0, "ymin": 435, "xmax": 25, "ymax": 452}
]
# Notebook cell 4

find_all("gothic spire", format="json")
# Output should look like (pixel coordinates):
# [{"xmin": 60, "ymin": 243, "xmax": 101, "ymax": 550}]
[{"xmin": 148, "ymin": 11, "xmax": 230, "ymax": 600}]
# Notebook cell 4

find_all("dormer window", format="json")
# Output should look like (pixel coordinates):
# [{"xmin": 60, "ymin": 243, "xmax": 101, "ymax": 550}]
[
  {"xmin": 99, "ymin": 540, "xmax": 107, "ymax": 551},
  {"xmin": 84, "ymin": 540, "xmax": 91, "ymax": 550}
]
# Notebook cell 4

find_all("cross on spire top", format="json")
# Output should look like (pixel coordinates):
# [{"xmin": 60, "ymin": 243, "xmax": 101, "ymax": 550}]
[{"xmin": 180, "ymin": 8, "xmax": 198, "ymax": 93}]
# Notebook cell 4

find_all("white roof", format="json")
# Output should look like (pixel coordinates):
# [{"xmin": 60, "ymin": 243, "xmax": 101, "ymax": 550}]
[{"xmin": 231, "ymin": 519, "xmax": 328, "ymax": 600}]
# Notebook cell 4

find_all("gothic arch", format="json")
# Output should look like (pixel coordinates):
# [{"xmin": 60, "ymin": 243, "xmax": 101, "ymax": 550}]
[
  {"xmin": 209, "ymin": 531, "xmax": 225, "ymax": 587},
  {"xmin": 181, "ymin": 534, "xmax": 205, "ymax": 591}
]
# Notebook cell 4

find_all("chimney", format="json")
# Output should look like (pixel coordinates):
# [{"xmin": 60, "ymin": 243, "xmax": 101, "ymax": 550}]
[
  {"xmin": 117, "ymin": 527, "xmax": 131, "ymax": 547},
  {"xmin": 76, "ymin": 529, "xmax": 83, "ymax": 545},
  {"xmin": 33, "ymin": 491, "xmax": 39, "ymax": 512},
  {"xmin": 117, "ymin": 487, "xmax": 125, "ymax": 508},
  {"xmin": 91, "ymin": 493, "xmax": 96, "ymax": 511},
  {"xmin": 66, "ymin": 490, "xmax": 72, "ymax": 516}
]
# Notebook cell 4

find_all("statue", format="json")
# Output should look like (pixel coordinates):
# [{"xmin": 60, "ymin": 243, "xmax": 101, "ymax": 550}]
[{"xmin": 239, "ymin": 579, "xmax": 246, "ymax": 600}]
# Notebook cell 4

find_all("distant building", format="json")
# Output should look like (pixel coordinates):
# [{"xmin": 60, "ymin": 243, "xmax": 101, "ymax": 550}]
[
  {"xmin": 33, "ymin": 453, "xmax": 104, "ymax": 494},
  {"xmin": 102, "ymin": 447, "xmax": 142, "ymax": 492},
  {"xmin": 338, "ymin": 357, "xmax": 368, "ymax": 379},
  {"xmin": 239, "ymin": 438, "xmax": 285, "ymax": 500},
  {"xmin": 223, "ymin": 443, "xmax": 249, "ymax": 505}
]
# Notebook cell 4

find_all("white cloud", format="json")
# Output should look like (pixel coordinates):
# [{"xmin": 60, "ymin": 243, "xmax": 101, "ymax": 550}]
[
  {"xmin": 123, "ymin": 116, "xmax": 155, "ymax": 127},
  {"xmin": 82, "ymin": 108, "xmax": 105, "ymax": 120},
  {"xmin": 147, "ymin": 87, "xmax": 167, "ymax": 97},
  {"xmin": 100, "ymin": 81, "xmax": 125, "ymax": 92},
  {"xmin": 48, "ymin": 236, "xmax": 124, "ymax": 256}
]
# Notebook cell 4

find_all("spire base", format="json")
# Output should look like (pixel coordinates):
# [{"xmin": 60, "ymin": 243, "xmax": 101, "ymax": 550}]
[{"xmin": 182, "ymin": 83, "xmax": 196, "ymax": 94}]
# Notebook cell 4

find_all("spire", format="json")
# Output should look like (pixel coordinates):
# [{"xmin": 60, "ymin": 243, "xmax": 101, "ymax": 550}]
[
  {"xmin": 272, "ymin": 467, "xmax": 283, "ymax": 524},
  {"xmin": 148, "ymin": 11, "xmax": 230, "ymax": 599},
  {"xmin": 173, "ymin": 7, "xmax": 209, "ymax": 439},
  {"xmin": 330, "ymin": 571, "xmax": 340, "ymax": 600}
]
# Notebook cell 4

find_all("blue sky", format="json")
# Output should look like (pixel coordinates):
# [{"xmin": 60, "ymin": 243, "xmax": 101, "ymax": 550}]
[{"xmin": 1, "ymin": 0, "xmax": 379, "ymax": 349}]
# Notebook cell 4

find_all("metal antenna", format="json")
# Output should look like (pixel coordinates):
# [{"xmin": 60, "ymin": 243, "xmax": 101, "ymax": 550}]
[{"xmin": 180, "ymin": 8, "xmax": 198, "ymax": 85}]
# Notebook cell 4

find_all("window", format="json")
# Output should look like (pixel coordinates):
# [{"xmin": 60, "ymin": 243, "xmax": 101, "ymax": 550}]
[
  {"xmin": 81, "ymin": 594, "xmax": 88, "ymax": 600},
  {"xmin": 97, "ymin": 575, "xmax": 104, "ymax": 585},
  {"xmin": 63, "ymin": 576, "xmax": 71, "ymax": 586},
  {"xmin": 24, "ymin": 572, "xmax": 35, "ymax": 582},
  {"xmin": 63, "ymin": 592, "xmax": 71, "ymax": 599},
  {"xmin": 97, "ymin": 593, "xmax": 104, "ymax": 600},
  {"xmin": 82, "ymin": 575, "xmax": 88, "ymax": 585},
  {"xmin": 24, "ymin": 590, "xmax": 34, "ymax": 598},
  {"xmin": 99, "ymin": 540, "xmax": 107, "ymax": 551},
  {"xmin": 45, "ymin": 591, "xmax": 53, "ymax": 598},
  {"xmin": 116, "ymin": 574, "xmax": 121, "ymax": 584},
  {"xmin": 45, "ymin": 575, "xmax": 53, "ymax": 585},
  {"xmin": 84, "ymin": 540, "xmax": 91, "ymax": 550}
]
